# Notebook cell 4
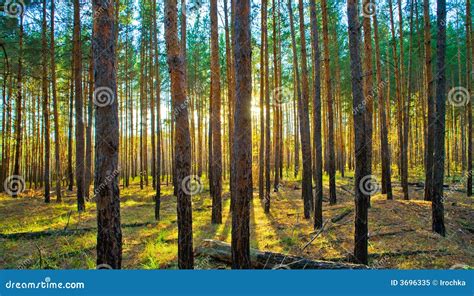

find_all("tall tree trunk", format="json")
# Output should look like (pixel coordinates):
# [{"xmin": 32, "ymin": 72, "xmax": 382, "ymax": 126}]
[
  {"xmin": 165, "ymin": 0, "xmax": 194, "ymax": 269},
  {"xmin": 373, "ymin": 9, "xmax": 393, "ymax": 199},
  {"xmin": 296, "ymin": 0, "xmax": 313, "ymax": 217},
  {"xmin": 259, "ymin": 0, "xmax": 265, "ymax": 201},
  {"xmin": 423, "ymin": 0, "xmax": 435, "ymax": 201},
  {"xmin": 154, "ymin": 0, "xmax": 162, "ymax": 220},
  {"xmin": 12, "ymin": 15, "xmax": 23, "ymax": 197},
  {"xmin": 85, "ymin": 50, "xmax": 94, "ymax": 200},
  {"xmin": 309, "ymin": 0, "xmax": 323, "ymax": 229},
  {"xmin": 466, "ymin": 0, "xmax": 473, "ymax": 197},
  {"xmin": 224, "ymin": 0, "xmax": 235, "ymax": 206},
  {"xmin": 362, "ymin": 0, "xmax": 373, "ymax": 206},
  {"xmin": 50, "ymin": 0, "xmax": 61, "ymax": 202},
  {"xmin": 67, "ymin": 77, "xmax": 74, "ymax": 191},
  {"xmin": 93, "ymin": 0, "xmax": 122, "ymax": 268},
  {"xmin": 272, "ymin": 0, "xmax": 281, "ymax": 193},
  {"xmin": 231, "ymin": 0, "xmax": 252, "ymax": 269},
  {"xmin": 321, "ymin": 0, "xmax": 336, "ymax": 204},
  {"xmin": 431, "ymin": 0, "xmax": 446, "ymax": 237},
  {"xmin": 73, "ymin": 0, "xmax": 85, "ymax": 212},
  {"xmin": 264, "ymin": 0, "xmax": 272, "ymax": 213},
  {"xmin": 347, "ymin": 0, "xmax": 369, "ymax": 265},
  {"xmin": 42, "ymin": 0, "xmax": 50, "ymax": 203},
  {"xmin": 210, "ymin": 0, "xmax": 222, "ymax": 223}
]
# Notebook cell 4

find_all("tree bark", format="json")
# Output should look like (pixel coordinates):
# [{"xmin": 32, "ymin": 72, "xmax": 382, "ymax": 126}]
[
  {"xmin": 423, "ymin": 0, "xmax": 435, "ymax": 201},
  {"xmin": 309, "ymin": 0, "xmax": 323, "ymax": 229},
  {"xmin": 50, "ymin": 0, "xmax": 61, "ymax": 202},
  {"xmin": 165, "ymin": 0, "xmax": 194, "ymax": 269},
  {"xmin": 373, "ymin": 9, "xmax": 393, "ymax": 199},
  {"xmin": 73, "ymin": 0, "xmax": 85, "ymax": 212},
  {"xmin": 321, "ymin": 0, "xmax": 336, "ymax": 204},
  {"xmin": 231, "ymin": 0, "xmax": 252, "ymax": 269},
  {"xmin": 431, "ymin": 0, "xmax": 446, "ymax": 237},
  {"xmin": 210, "ymin": 0, "xmax": 223, "ymax": 223},
  {"xmin": 42, "ymin": 0, "xmax": 50, "ymax": 203},
  {"xmin": 347, "ymin": 0, "xmax": 369, "ymax": 265},
  {"xmin": 93, "ymin": 0, "xmax": 122, "ymax": 268}
]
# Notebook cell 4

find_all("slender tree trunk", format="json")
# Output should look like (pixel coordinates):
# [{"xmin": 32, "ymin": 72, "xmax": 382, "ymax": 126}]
[
  {"xmin": 74, "ymin": 0, "xmax": 85, "ymax": 212},
  {"xmin": 309, "ymin": 0, "xmax": 323, "ymax": 229},
  {"xmin": 210, "ymin": 0, "xmax": 222, "ymax": 223},
  {"xmin": 263, "ymin": 0, "xmax": 272, "ymax": 213},
  {"xmin": 259, "ymin": 0, "xmax": 265, "ymax": 201},
  {"xmin": 321, "ymin": 0, "xmax": 336, "ymax": 204},
  {"xmin": 12, "ymin": 15, "xmax": 23, "ymax": 198},
  {"xmin": 50, "ymin": 0, "xmax": 61, "ymax": 202},
  {"xmin": 347, "ymin": 0, "xmax": 369, "ymax": 265},
  {"xmin": 466, "ymin": 0, "xmax": 473, "ymax": 197},
  {"xmin": 85, "ymin": 50, "xmax": 94, "ymax": 200},
  {"xmin": 42, "ymin": 0, "xmax": 51, "ymax": 203},
  {"xmin": 373, "ymin": 9, "xmax": 393, "ymax": 199},
  {"xmin": 93, "ymin": 0, "xmax": 122, "ymax": 269},
  {"xmin": 67, "ymin": 77, "xmax": 74, "ymax": 191},
  {"xmin": 231, "ymin": 0, "xmax": 252, "ymax": 269},
  {"xmin": 272, "ymin": 0, "xmax": 281, "ymax": 193},
  {"xmin": 153, "ymin": 0, "xmax": 162, "ymax": 220},
  {"xmin": 165, "ymin": 0, "xmax": 194, "ymax": 269},
  {"xmin": 423, "ymin": 0, "xmax": 435, "ymax": 201},
  {"xmin": 362, "ymin": 0, "xmax": 373, "ymax": 206},
  {"xmin": 431, "ymin": 0, "xmax": 446, "ymax": 237}
]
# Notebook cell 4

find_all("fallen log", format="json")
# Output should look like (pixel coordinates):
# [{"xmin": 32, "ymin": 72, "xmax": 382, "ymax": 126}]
[
  {"xmin": 325, "ymin": 249, "xmax": 451, "ymax": 262},
  {"xmin": 195, "ymin": 239, "xmax": 368, "ymax": 269},
  {"xmin": 368, "ymin": 229, "xmax": 415, "ymax": 239},
  {"xmin": 0, "ymin": 221, "xmax": 156, "ymax": 240}
]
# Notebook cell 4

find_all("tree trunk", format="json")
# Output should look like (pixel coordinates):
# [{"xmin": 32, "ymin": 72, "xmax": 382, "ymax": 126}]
[
  {"xmin": 309, "ymin": 0, "xmax": 323, "ymax": 229},
  {"xmin": 431, "ymin": 0, "xmax": 446, "ymax": 237},
  {"xmin": 347, "ymin": 0, "xmax": 369, "ymax": 265},
  {"xmin": 93, "ymin": 0, "xmax": 122, "ymax": 268},
  {"xmin": 321, "ymin": 0, "xmax": 336, "ymax": 204},
  {"xmin": 259, "ymin": 0, "xmax": 265, "ymax": 201},
  {"xmin": 50, "ymin": 0, "xmax": 61, "ymax": 202},
  {"xmin": 373, "ymin": 9, "xmax": 393, "ymax": 199},
  {"xmin": 210, "ymin": 0, "xmax": 222, "ymax": 223},
  {"xmin": 466, "ymin": 0, "xmax": 473, "ymax": 197},
  {"xmin": 231, "ymin": 0, "xmax": 252, "ymax": 269},
  {"xmin": 42, "ymin": 0, "xmax": 50, "ymax": 203},
  {"xmin": 12, "ymin": 15, "xmax": 23, "ymax": 197},
  {"xmin": 165, "ymin": 0, "xmax": 194, "ymax": 269},
  {"xmin": 73, "ymin": 0, "xmax": 85, "ymax": 212},
  {"xmin": 362, "ymin": 0, "xmax": 373, "ymax": 206},
  {"xmin": 423, "ymin": 0, "xmax": 435, "ymax": 201}
]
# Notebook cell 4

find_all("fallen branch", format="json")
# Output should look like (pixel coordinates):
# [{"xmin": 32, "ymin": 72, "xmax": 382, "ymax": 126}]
[
  {"xmin": 325, "ymin": 249, "xmax": 451, "ymax": 262},
  {"xmin": 195, "ymin": 239, "xmax": 368, "ymax": 269},
  {"xmin": 368, "ymin": 229, "xmax": 415, "ymax": 239},
  {"xmin": 0, "ymin": 222, "xmax": 156, "ymax": 240}
]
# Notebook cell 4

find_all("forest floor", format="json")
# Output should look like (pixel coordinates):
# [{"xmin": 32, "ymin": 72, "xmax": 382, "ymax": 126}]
[{"xmin": 0, "ymin": 174, "xmax": 472, "ymax": 269}]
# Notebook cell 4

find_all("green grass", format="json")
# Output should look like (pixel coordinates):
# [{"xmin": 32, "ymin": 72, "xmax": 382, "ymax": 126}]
[{"xmin": 0, "ymin": 175, "xmax": 473, "ymax": 269}]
